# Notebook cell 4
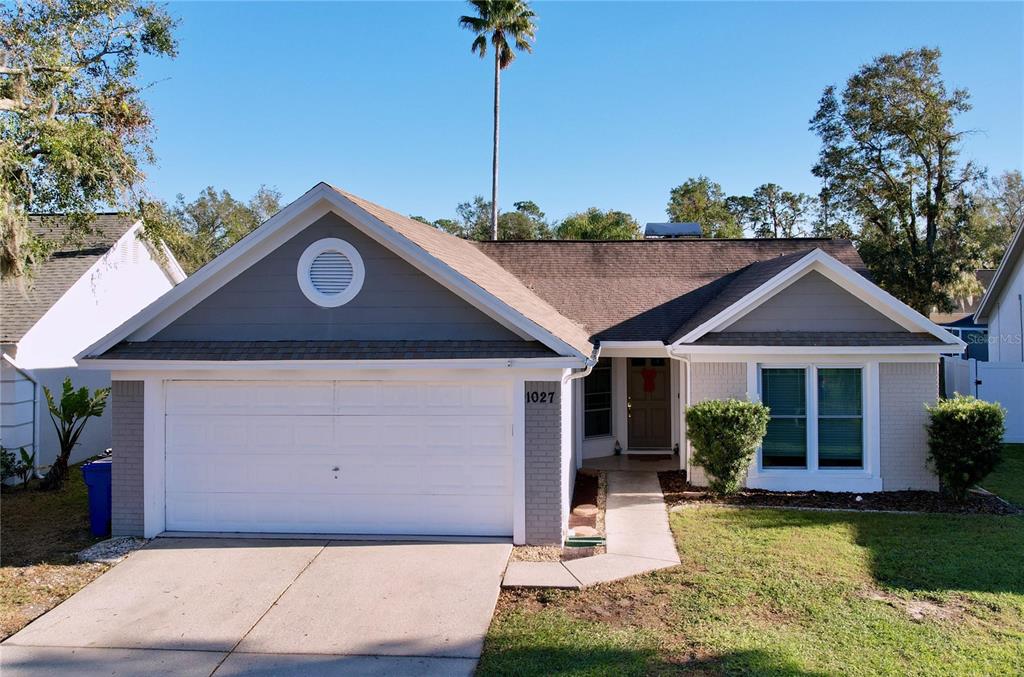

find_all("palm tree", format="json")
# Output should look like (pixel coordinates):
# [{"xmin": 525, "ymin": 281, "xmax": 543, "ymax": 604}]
[{"xmin": 459, "ymin": 1, "xmax": 537, "ymax": 240}]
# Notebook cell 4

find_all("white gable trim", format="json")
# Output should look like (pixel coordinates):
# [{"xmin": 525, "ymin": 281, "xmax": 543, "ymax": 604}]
[
  {"xmin": 78, "ymin": 183, "xmax": 586, "ymax": 362},
  {"xmin": 673, "ymin": 249, "xmax": 964, "ymax": 348}
]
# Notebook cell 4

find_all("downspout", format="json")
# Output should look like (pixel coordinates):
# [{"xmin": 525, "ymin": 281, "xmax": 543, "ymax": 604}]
[
  {"xmin": 562, "ymin": 345, "xmax": 602, "ymax": 384},
  {"xmin": 665, "ymin": 345, "xmax": 692, "ymax": 477}
]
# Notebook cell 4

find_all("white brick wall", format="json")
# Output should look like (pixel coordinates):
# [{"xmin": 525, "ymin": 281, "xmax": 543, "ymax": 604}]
[
  {"xmin": 880, "ymin": 362, "xmax": 939, "ymax": 491},
  {"xmin": 688, "ymin": 362, "xmax": 748, "ymax": 487},
  {"xmin": 111, "ymin": 380, "xmax": 144, "ymax": 535},
  {"xmin": 525, "ymin": 381, "xmax": 564, "ymax": 545}
]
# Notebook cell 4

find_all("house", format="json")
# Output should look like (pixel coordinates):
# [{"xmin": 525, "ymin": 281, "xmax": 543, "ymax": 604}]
[
  {"xmin": 77, "ymin": 183, "xmax": 963, "ymax": 545},
  {"xmin": 975, "ymin": 225, "xmax": 1024, "ymax": 363},
  {"xmin": 929, "ymin": 269, "xmax": 994, "ymax": 361},
  {"xmin": 1, "ymin": 214, "xmax": 185, "ymax": 471}
]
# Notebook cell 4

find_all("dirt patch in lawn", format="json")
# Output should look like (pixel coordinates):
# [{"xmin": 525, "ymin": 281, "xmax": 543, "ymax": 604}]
[
  {"xmin": 861, "ymin": 588, "xmax": 967, "ymax": 623},
  {"xmin": 1, "ymin": 464, "xmax": 111, "ymax": 639},
  {"xmin": 659, "ymin": 471, "xmax": 1021, "ymax": 515}
]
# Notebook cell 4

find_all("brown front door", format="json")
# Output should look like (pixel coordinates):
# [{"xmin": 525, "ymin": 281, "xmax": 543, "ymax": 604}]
[{"xmin": 627, "ymin": 357, "xmax": 671, "ymax": 449}]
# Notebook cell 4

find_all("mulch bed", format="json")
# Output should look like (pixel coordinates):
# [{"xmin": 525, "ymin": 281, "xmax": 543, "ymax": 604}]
[{"xmin": 658, "ymin": 470, "xmax": 1021, "ymax": 515}]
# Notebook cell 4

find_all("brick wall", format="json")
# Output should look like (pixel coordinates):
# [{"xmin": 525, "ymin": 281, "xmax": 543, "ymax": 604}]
[
  {"xmin": 111, "ymin": 380, "xmax": 145, "ymax": 536},
  {"xmin": 880, "ymin": 362, "xmax": 939, "ymax": 491},
  {"xmin": 525, "ymin": 380, "xmax": 564, "ymax": 545},
  {"xmin": 688, "ymin": 362, "xmax": 748, "ymax": 487}
]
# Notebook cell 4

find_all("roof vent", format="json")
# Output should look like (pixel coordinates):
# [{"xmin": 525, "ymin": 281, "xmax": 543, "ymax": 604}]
[{"xmin": 644, "ymin": 222, "xmax": 702, "ymax": 239}]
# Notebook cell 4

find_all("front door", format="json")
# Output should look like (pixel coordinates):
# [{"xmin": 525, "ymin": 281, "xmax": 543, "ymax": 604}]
[{"xmin": 627, "ymin": 358, "xmax": 671, "ymax": 449}]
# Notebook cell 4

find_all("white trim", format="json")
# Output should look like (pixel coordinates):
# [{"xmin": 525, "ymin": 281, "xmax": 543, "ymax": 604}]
[
  {"xmin": 296, "ymin": 238, "xmax": 365, "ymax": 307},
  {"xmin": 673, "ymin": 344, "xmax": 958, "ymax": 356},
  {"xmin": 673, "ymin": 249, "xmax": 964, "ymax": 348},
  {"xmin": 80, "ymin": 357, "xmax": 587, "ymax": 372},
  {"xmin": 77, "ymin": 184, "xmax": 587, "ymax": 362},
  {"xmin": 513, "ymin": 378, "xmax": 526, "ymax": 545}
]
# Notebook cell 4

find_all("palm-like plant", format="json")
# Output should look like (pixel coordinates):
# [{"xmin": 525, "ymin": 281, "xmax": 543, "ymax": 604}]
[{"xmin": 459, "ymin": 0, "xmax": 537, "ymax": 240}]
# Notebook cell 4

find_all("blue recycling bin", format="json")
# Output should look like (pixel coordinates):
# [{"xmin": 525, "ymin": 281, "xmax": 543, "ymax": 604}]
[{"xmin": 81, "ymin": 458, "xmax": 112, "ymax": 537}]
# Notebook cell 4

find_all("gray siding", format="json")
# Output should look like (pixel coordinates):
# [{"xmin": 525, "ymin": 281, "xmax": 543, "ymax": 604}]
[
  {"xmin": 688, "ymin": 362, "xmax": 748, "ymax": 487},
  {"xmin": 727, "ymin": 271, "xmax": 905, "ymax": 333},
  {"xmin": 525, "ymin": 381, "xmax": 565, "ymax": 545},
  {"xmin": 880, "ymin": 362, "xmax": 939, "ymax": 491},
  {"xmin": 111, "ymin": 380, "xmax": 145, "ymax": 536},
  {"xmin": 155, "ymin": 212, "xmax": 520, "ymax": 341}
]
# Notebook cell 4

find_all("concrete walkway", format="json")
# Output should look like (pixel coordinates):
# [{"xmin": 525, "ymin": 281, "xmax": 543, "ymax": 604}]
[
  {"xmin": 2, "ymin": 539, "xmax": 510, "ymax": 676},
  {"xmin": 503, "ymin": 471, "xmax": 680, "ymax": 589}
]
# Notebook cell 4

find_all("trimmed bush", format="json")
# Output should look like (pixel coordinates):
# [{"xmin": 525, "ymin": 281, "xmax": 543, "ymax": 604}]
[
  {"xmin": 686, "ymin": 399, "xmax": 770, "ymax": 495},
  {"xmin": 926, "ymin": 395, "xmax": 1005, "ymax": 503}
]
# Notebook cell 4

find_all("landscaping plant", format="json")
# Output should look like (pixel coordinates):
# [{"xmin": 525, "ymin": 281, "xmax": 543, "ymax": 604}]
[
  {"xmin": 926, "ymin": 395, "xmax": 1005, "ymax": 502},
  {"xmin": 40, "ymin": 379, "xmax": 109, "ymax": 490},
  {"xmin": 686, "ymin": 398, "xmax": 770, "ymax": 494}
]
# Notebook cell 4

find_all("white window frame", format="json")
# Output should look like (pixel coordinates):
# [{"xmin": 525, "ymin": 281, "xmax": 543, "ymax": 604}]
[
  {"xmin": 297, "ymin": 238, "xmax": 365, "ymax": 308},
  {"xmin": 752, "ymin": 362, "xmax": 880, "ymax": 488}
]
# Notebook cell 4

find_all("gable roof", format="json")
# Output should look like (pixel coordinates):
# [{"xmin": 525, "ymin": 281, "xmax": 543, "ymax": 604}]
[
  {"xmin": 475, "ymin": 239, "xmax": 867, "ymax": 343},
  {"xmin": 975, "ymin": 224, "xmax": 1023, "ymax": 322},
  {"xmin": 1, "ymin": 214, "xmax": 137, "ymax": 344},
  {"xmin": 80, "ymin": 184, "xmax": 595, "ymax": 362}
]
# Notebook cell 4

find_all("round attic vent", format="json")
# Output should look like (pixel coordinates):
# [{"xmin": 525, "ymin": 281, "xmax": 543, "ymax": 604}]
[{"xmin": 297, "ymin": 238, "xmax": 365, "ymax": 307}]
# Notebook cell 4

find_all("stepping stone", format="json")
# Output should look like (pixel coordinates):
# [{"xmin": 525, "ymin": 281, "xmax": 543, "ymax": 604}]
[
  {"xmin": 572, "ymin": 504, "xmax": 598, "ymax": 517},
  {"xmin": 570, "ymin": 526, "xmax": 599, "ymax": 537}
]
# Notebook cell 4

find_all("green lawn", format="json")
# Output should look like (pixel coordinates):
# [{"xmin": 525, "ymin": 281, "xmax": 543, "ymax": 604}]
[
  {"xmin": 0, "ymin": 463, "xmax": 109, "ymax": 639},
  {"xmin": 481, "ymin": 507, "xmax": 1024, "ymax": 676},
  {"xmin": 983, "ymin": 444, "xmax": 1024, "ymax": 506}
]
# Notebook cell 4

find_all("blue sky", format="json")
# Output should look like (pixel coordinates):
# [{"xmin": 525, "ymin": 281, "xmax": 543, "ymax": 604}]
[{"xmin": 141, "ymin": 1, "xmax": 1024, "ymax": 226}]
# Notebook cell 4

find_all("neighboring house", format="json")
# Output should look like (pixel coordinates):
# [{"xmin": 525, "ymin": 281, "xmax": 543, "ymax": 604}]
[
  {"xmin": 929, "ymin": 269, "xmax": 994, "ymax": 361},
  {"xmin": 975, "ymin": 225, "xmax": 1024, "ymax": 363},
  {"xmin": 78, "ymin": 183, "xmax": 963, "ymax": 545},
  {"xmin": 1, "ymin": 214, "xmax": 185, "ymax": 471}
]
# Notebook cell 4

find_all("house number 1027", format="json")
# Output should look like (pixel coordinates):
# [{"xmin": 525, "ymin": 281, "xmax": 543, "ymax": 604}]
[{"xmin": 526, "ymin": 391, "xmax": 556, "ymax": 403}]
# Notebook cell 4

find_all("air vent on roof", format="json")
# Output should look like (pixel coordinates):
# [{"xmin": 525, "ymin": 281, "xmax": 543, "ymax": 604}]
[
  {"xmin": 309, "ymin": 250, "xmax": 354, "ymax": 295},
  {"xmin": 297, "ymin": 238, "xmax": 366, "ymax": 308},
  {"xmin": 644, "ymin": 222, "xmax": 702, "ymax": 239}
]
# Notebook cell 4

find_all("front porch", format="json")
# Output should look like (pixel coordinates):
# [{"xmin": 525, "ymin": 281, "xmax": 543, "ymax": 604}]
[{"xmin": 583, "ymin": 454, "xmax": 680, "ymax": 472}]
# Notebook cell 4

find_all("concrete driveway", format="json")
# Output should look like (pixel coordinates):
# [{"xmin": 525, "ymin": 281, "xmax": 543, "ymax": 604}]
[{"xmin": 1, "ymin": 538, "xmax": 511, "ymax": 676}]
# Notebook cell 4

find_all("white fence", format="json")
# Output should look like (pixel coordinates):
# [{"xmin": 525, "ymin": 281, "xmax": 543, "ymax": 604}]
[{"xmin": 943, "ymin": 358, "xmax": 1024, "ymax": 443}]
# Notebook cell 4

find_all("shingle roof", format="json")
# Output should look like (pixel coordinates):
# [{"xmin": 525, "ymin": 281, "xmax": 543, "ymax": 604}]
[
  {"xmin": 331, "ymin": 186, "xmax": 595, "ymax": 356},
  {"xmin": 1, "ymin": 214, "xmax": 136, "ymax": 344},
  {"xmin": 474, "ymin": 239, "xmax": 868, "ymax": 343},
  {"xmin": 99, "ymin": 340, "xmax": 556, "ymax": 361},
  {"xmin": 693, "ymin": 332, "xmax": 945, "ymax": 346}
]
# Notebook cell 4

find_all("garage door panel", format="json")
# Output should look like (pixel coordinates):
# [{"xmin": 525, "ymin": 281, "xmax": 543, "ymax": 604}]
[
  {"xmin": 166, "ymin": 381, "xmax": 334, "ymax": 416},
  {"xmin": 164, "ymin": 380, "xmax": 514, "ymax": 536},
  {"xmin": 166, "ymin": 492, "xmax": 511, "ymax": 536},
  {"xmin": 166, "ymin": 415, "xmax": 336, "ymax": 455}
]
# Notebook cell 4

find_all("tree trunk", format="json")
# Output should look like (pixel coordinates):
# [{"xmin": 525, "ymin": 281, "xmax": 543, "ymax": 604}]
[
  {"xmin": 40, "ymin": 454, "xmax": 69, "ymax": 490},
  {"xmin": 490, "ymin": 51, "xmax": 500, "ymax": 241}
]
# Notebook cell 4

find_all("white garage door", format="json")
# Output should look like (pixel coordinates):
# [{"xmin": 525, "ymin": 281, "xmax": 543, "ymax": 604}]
[{"xmin": 164, "ymin": 380, "xmax": 514, "ymax": 536}]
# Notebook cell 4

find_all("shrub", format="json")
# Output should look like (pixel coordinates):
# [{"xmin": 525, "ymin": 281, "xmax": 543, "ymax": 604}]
[
  {"xmin": 926, "ymin": 395, "xmax": 1005, "ymax": 503},
  {"xmin": 686, "ymin": 399, "xmax": 770, "ymax": 495}
]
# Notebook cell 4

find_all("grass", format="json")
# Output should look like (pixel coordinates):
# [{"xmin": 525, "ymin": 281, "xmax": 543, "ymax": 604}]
[
  {"xmin": 982, "ymin": 444, "xmax": 1024, "ymax": 507},
  {"xmin": 0, "ymin": 464, "xmax": 110, "ymax": 639},
  {"xmin": 480, "ymin": 507, "xmax": 1024, "ymax": 676}
]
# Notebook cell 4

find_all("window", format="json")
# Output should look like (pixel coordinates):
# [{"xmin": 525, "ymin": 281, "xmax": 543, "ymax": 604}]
[
  {"xmin": 584, "ymin": 359, "xmax": 612, "ymax": 438},
  {"xmin": 297, "ymin": 238, "xmax": 365, "ymax": 308},
  {"xmin": 759, "ymin": 366, "xmax": 865, "ymax": 471},
  {"xmin": 817, "ymin": 368, "xmax": 863, "ymax": 468},
  {"xmin": 761, "ymin": 368, "xmax": 807, "ymax": 468}
]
